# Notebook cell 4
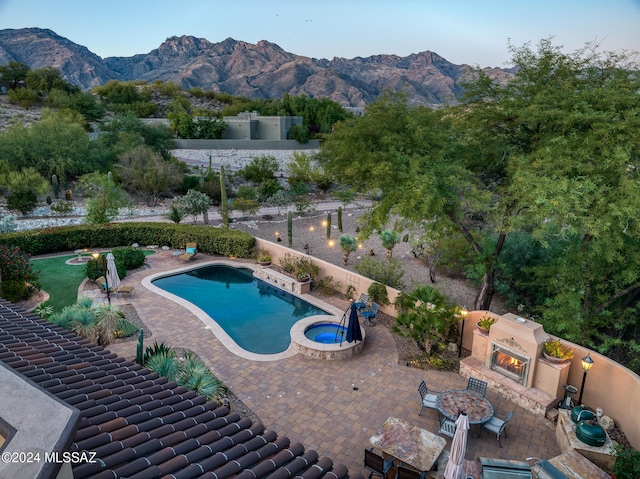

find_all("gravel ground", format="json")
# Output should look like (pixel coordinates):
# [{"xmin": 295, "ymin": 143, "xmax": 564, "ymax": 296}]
[{"xmin": 229, "ymin": 206, "xmax": 509, "ymax": 314}]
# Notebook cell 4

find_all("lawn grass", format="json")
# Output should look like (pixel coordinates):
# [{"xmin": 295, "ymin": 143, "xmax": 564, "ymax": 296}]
[
  {"xmin": 31, "ymin": 250, "xmax": 156, "ymax": 312},
  {"xmin": 31, "ymin": 255, "xmax": 87, "ymax": 311}
]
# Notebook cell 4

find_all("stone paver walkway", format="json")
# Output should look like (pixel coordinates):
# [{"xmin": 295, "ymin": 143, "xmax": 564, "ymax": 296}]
[{"xmin": 102, "ymin": 250, "xmax": 561, "ymax": 476}]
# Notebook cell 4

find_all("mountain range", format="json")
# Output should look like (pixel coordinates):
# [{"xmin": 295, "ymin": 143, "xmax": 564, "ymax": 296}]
[{"xmin": 0, "ymin": 27, "xmax": 514, "ymax": 107}]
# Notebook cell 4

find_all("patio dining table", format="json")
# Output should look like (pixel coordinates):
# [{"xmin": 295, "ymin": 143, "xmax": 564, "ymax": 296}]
[
  {"xmin": 369, "ymin": 416, "xmax": 446, "ymax": 472},
  {"xmin": 436, "ymin": 389, "xmax": 494, "ymax": 425}
]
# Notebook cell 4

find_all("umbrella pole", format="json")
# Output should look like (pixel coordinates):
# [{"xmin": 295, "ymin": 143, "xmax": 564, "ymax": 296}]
[{"xmin": 335, "ymin": 305, "xmax": 350, "ymax": 346}]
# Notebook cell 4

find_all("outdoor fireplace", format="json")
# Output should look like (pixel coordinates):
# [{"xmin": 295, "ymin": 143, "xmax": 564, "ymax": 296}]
[
  {"xmin": 484, "ymin": 313, "xmax": 548, "ymax": 389},
  {"xmin": 489, "ymin": 343, "xmax": 530, "ymax": 385}
]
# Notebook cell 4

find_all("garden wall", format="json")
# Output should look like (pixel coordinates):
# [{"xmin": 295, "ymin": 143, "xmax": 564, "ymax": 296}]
[
  {"xmin": 254, "ymin": 241, "xmax": 640, "ymax": 449},
  {"xmin": 254, "ymin": 238, "xmax": 401, "ymax": 315},
  {"xmin": 459, "ymin": 310, "xmax": 640, "ymax": 449}
]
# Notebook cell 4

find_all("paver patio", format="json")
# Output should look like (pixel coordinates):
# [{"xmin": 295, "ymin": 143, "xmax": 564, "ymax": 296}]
[{"xmin": 101, "ymin": 249, "xmax": 562, "ymax": 476}]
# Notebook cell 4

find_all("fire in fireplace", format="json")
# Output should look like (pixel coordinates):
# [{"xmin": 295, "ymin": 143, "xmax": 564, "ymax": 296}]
[{"xmin": 490, "ymin": 343, "xmax": 530, "ymax": 385}]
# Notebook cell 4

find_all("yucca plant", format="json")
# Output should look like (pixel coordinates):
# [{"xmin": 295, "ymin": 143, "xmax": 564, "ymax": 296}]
[
  {"xmin": 94, "ymin": 303, "xmax": 123, "ymax": 346},
  {"xmin": 143, "ymin": 341, "xmax": 174, "ymax": 364}
]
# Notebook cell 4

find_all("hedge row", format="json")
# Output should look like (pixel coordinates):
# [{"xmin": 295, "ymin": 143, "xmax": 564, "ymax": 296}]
[{"xmin": 0, "ymin": 223, "xmax": 256, "ymax": 258}]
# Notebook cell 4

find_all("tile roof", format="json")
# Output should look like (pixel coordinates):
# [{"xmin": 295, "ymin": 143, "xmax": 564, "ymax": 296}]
[{"xmin": 0, "ymin": 299, "xmax": 362, "ymax": 479}]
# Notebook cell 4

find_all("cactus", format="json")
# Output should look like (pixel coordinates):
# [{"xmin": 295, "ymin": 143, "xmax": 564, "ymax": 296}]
[
  {"xmin": 287, "ymin": 210, "xmax": 293, "ymax": 247},
  {"xmin": 65, "ymin": 189, "xmax": 73, "ymax": 201},
  {"xmin": 51, "ymin": 174, "xmax": 59, "ymax": 198},
  {"xmin": 219, "ymin": 166, "xmax": 228, "ymax": 228},
  {"xmin": 46, "ymin": 196, "xmax": 52, "ymax": 205},
  {"xmin": 337, "ymin": 206, "xmax": 343, "ymax": 232},
  {"xmin": 107, "ymin": 171, "xmax": 114, "ymax": 186},
  {"xmin": 136, "ymin": 329, "xmax": 144, "ymax": 365},
  {"xmin": 326, "ymin": 212, "xmax": 332, "ymax": 239}
]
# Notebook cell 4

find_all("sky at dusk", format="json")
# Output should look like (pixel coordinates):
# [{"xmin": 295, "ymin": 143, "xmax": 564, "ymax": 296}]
[{"xmin": 0, "ymin": 0, "xmax": 639, "ymax": 67}]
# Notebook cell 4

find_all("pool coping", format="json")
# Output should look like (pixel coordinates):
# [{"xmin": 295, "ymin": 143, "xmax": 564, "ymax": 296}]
[{"xmin": 142, "ymin": 259, "xmax": 345, "ymax": 362}]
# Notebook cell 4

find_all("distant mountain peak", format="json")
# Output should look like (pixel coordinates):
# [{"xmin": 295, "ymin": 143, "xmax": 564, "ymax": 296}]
[{"xmin": 0, "ymin": 27, "xmax": 514, "ymax": 106}]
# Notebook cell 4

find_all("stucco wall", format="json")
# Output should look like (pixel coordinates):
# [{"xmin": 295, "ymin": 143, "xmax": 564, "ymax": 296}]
[
  {"xmin": 252, "ymin": 243, "xmax": 640, "ymax": 449},
  {"xmin": 254, "ymin": 238, "xmax": 400, "ymax": 316},
  {"xmin": 459, "ymin": 310, "xmax": 640, "ymax": 449}
]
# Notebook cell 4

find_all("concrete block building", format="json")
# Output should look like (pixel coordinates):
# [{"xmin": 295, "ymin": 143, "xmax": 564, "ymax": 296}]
[{"xmin": 221, "ymin": 111, "xmax": 303, "ymax": 140}]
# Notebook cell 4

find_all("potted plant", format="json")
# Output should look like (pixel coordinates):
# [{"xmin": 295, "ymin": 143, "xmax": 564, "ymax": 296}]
[
  {"xmin": 257, "ymin": 249, "xmax": 272, "ymax": 266},
  {"xmin": 476, "ymin": 315, "xmax": 496, "ymax": 334},
  {"xmin": 295, "ymin": 270, "xmax": 310, "ymax": 282},
  {"xmin": 543, "ymin": 338, "xmax": 575, "ymax": 363}
]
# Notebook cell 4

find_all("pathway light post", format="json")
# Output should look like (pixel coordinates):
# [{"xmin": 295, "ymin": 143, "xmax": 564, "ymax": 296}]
[{"xmin": 577, "ymin": 353, "xmax": 594, "ymax": 405}]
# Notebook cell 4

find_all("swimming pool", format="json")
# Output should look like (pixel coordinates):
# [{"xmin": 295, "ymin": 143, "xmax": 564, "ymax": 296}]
[{"xmin": 151, "ymin": 264, "xmax": 330, "ymax": 355}]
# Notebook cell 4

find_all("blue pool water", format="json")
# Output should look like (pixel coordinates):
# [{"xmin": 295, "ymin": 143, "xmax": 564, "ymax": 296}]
[
  {"xmin": 152, "ymin": 265, "xmax": 329, "ymax": 354},
  {"xmin": 305, "ymin": 322, "xmax": 347, "ymax": 344}
]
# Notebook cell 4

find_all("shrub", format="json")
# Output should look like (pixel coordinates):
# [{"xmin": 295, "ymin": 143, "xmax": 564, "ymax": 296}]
[
  {"xmin": 50, "ymin": 202, "xmax": 73, "ymax": 214},
  {"xmin": 0, "ymin": 215, "xmax": 17, "ymax": 233},
  {"xmin": 288, "ymin": 124, "xmax": 309, "ymax": 143},
  {"xmin": 0, "ymin": 244, "xmax": 40, "ymax": 291},
  {"xmin": 0, "ymin": 222, "xmax": 255, "ymax": 259},
  {"xmin": 367, "ymin": 282, "xmax": 390, "ymax": 305},
  {"xmin": 1, "ymin": 280, "xmax": 31, "ymax": 302},
  {"xmin": 112, "ymin": 246, "xmax": 146, "ymax": 270},
  {"xmin": 278, "ymin": 252, "xmax": 319, "ymax": 279},
  {"xmin": 6, "ymin": 190, "xmax": 38, "ymax": 215},
  {"xmin": 614, "ymin": 444, "xmax": 640, "ymax": 479},
  {"xmin": 115, "ymin": 317, "xmax": 139, "ymax": 338},
  {"xmin": 238, "ymin": 156, "xmax": 278, "ymax": 183},
  {"xmin": 353, "ymin": 257, "xmax": 405, "ymax": 290}
]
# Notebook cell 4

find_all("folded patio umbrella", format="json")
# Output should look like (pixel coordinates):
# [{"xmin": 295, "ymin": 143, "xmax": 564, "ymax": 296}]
[
  {"xmin": 346, "ymin": 303, "xmax": 362, "ymax": 343},
  {"xmin": 444, "ymin": 412, "xmax": 469, "ymax": 479},
  {"xmin": 105, "ymin": 252, "xmax": 121, "ymax": 291}
]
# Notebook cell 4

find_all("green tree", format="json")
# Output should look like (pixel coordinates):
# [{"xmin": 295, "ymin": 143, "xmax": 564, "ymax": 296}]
[
  {"xmin": 175, "ymin": 189, "xmax": 212, "ymax": 224},
  {"xmin": 0, "ymin": 110, "xmax": 102, "ymax": 180},
  {"xmin": 286, "ymin": 151, "xmax": 317, "ymax": 186},
  {"xmin": 26, "ymin": 66, "xmax": 76, "ymax": 94},
  {"xmin": 0, "ymin": 60, "xmax": 30, "ymax": 89},
  {"xmin": 1, "ymin": 167, "xmax": 49, "ymax": 215},
  {"xmin": 79, "ymin": 171, "xmax": 130, "ymax": 224},
  {"xmin": 459, "ymin": 40, "xmax": 640, "ymax": 368},
  {"xmin": 116, "ymin": 145, "xmax": 183, "ymax": 206}
]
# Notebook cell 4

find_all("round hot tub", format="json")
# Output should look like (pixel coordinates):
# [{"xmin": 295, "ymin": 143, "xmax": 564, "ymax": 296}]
[
  {"xmin": 291, "ymin": 315, "xmax": 365, "ymax": 360},
  {"xmin": 305, "ymin": 322, "xmax": 348, "ymax": 344}
]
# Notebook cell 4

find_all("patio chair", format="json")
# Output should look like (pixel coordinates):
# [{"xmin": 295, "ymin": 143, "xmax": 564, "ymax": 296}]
[
  {"xmin": 438, "ymin": 416, "xmax": 456, "ymax": 438},
  {"xmin": 482, "ymin": 410, "xmax": 514, "ymax": 447},
  {"xmin": 179, "ymin": 242, "xmax": 198, "ymax": 261},
  {"xmin": 360, "ymin": 302, "xmax": 380, "ymax": 326},
  {"xmin": 96, "ymin": 276, "xmax": 114, "ymax": 294},
  {"xmin": 466, "ymin": 377, "xmax": 488, "ymax": 397},
  {"xmin": 418, "ymin": 380, "xmax": 440, "ymax": 416},
  {"xmin": 364, "ymin": 448, "xmax": 394, "ymax": 479},
  {"xmin": 116, "ymin": 284, "xmax": 134, "ymax": 296},
  {"xmin": 354, "ymin": 293, "xmax": 370, "ymax": 311},
  {"xmin": 396, "ymin": 465, "xmax": 425, "ymax": 479}
]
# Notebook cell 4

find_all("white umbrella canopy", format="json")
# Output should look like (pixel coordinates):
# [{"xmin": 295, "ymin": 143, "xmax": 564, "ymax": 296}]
[
  {"xmin": 444, "ymin": 413, "xmax": 470, "ymax": 479},
  {"xmin": 105, "ymin": 253, "xmax": 121, "ymax": 291}
]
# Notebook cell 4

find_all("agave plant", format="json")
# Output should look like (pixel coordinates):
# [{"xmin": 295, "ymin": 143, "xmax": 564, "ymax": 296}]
[
  {"xmin": 69, "ymin": 306, "xmax": 98, "ymax": 343},
  {"xmin": 145, "ymin": 352, "xmax": 179, "ymax": 382},
  {"xmin": 182, "ymin": 370, "xmax": 226, "ymax": 400}
]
